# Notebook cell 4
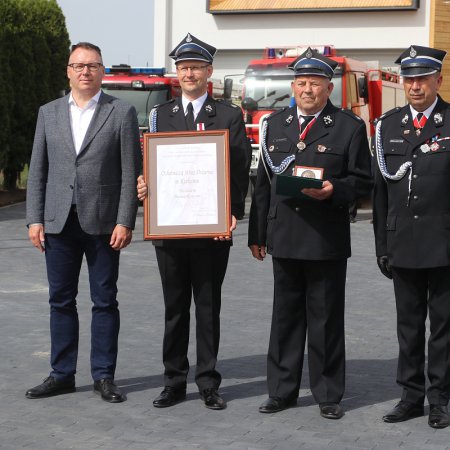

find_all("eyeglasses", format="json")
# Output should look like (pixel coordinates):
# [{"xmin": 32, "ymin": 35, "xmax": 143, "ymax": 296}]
[
  {"xmin": 176, "ymin": 65, "xmax": 209, "ymax": 74},
  {"xmin": 68, "ymin": 63, "xmax": 103, "ymax": 73}
]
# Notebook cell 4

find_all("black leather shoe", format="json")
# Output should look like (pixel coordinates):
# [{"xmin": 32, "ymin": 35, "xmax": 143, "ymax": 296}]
[
  {"xmin": 26, "ymin": 376, "xmax": 75, "ymax": 399},
  {"xmin": 319, "ymin": 402, "xmax": 344, "ymax": 419},
  {"xmin": 200, "ymin": 388, "xmax": 226, "ymax": 410},
  {"xmin": 153, "ymin": 387, "xmax": 186, "ymax": 408},
  {"xmin": 382, "ymin": 401, "xmax": 424, "ymax": 423},
  {"xmin": 428, "ymin": 404, "xmax": 450, "ymax": 429},
  {"xmin": 93, "ymin": 379, "xmax": 125, "ymax": 403},
  {"xmin": 259, "ymin": 397, "xmax": 296, "ymax": 413}
]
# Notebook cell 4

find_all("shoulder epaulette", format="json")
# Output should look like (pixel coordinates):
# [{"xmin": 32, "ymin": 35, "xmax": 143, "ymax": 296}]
[
  {"xmin": 340, "ymin": 108, "xmax": 363, "ymax": 122},
  {"xmin": 154, "ymin": 98, "xmax": 176, "ymax": 109},
  {"xmin": 267, "ymin": 107, "xmax": 289, "ymax": 121},
  {"xmin": 374, "ymin": 107, "xmax": 402, "ymax": 124}
]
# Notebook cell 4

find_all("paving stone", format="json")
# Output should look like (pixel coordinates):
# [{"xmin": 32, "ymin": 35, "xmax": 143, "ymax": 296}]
[{"xmin": 1, "ymin": 202, "xmax": 449, "ymax": 450}]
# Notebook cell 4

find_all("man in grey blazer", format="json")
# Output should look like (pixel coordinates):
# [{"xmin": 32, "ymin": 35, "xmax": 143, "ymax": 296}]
[{"xmin": 25, "ymin": 42, "xmax": 141, "ymax": 403}]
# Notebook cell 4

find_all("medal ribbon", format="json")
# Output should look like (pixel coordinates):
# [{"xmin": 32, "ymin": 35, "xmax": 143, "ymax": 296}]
[
  {"xmin": 413, "ymin": 113, "xmax": 427, "ymax": 130},
  {"xmin": 299, "ymin": 116, "xmax": 316, "ymax": 142}
]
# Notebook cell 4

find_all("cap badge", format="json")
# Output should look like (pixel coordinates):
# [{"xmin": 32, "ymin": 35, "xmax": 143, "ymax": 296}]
[
  {"xmin": 410, "ymin": 46, "xmax": 417, "ymax": 58},
  {"xmin": 205, "ymin": 104, "xmax": 213, "ymax": 113},
  {"xmin": 186, "ymin": 33, "xmax": 192, "ymax": 43},
  {"xmin": 434, "ymin": 113, "xmax": 443, "ymax": 125},
  {"xmin": 306, "ymin": 49, "xmax": 313, "ymax": 58},
  {"xmin": 401, "ymin": 114, "xmax": 409, "ymax": 125},
  {"xmin": 323, "ymin": 115, "xmax": 333, "ymax": 126},
  {"xmin": 172, "ymin": 105, "xmax": 180, "ymax": 113},
  {"xmin": 285, "ymin": 114, "xmax": 294, "ymax": 125}
]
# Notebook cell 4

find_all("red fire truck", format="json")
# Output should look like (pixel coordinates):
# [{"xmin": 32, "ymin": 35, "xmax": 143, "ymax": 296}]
[
  {"xmin": 235, "ymin": 46, "xmax": 405, "ymax": 183},
  {"xmin": 101, "ymin": 65, "xmax": 215, "ymax": 147}
]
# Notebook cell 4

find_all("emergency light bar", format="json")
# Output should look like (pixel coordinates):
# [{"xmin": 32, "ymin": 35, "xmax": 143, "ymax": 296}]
[{"xmin": 105, "ymin": 65, "xmax": 166, "ymax": 76}]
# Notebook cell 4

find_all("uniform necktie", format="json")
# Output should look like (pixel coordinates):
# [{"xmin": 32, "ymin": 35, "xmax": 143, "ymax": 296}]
[
  {"xmin": 300, "ymin": 115, "xmax": 315, "ymax": 132},
  {"xmin": 186, "ymin": 102, "xmax": 195, "ymax": 130}
]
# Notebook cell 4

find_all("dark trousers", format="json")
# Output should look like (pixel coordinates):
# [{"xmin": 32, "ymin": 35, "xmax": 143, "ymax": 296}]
[
  {"xmin": 155, "ymin": 245, "xmax": 230, "ymax": 391},
  {"xmin": 45, "ymin": 209, "xmax": 120, "ymax": 381},
  {"xmin": 267, "ymin": 257, "xmax": 347, "ymax": 403},
  {"xmin": 392, "ymin": 266, "xmax": 450, "ymax": 406}
]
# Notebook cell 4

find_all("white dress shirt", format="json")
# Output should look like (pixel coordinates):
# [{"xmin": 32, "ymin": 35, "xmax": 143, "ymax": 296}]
[
  {"xmin": 182, "ymin": 92, "xmax": 208, "ymax": 120},
  {"xmin": 68, "ymin": 90, "xmax": 101, "ymax": 154}
]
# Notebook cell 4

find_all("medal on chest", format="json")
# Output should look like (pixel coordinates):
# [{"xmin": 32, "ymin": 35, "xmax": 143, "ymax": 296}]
[{"xmin": 297, "ymin": 117, "xmax": 316, "ymax": 151}]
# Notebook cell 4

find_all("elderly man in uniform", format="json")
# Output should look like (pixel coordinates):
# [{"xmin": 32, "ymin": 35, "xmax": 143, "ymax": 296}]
[
  {"xmin": 137, "ymin": 33, "xmax": 251, "ymax": 410},
  {"xmin": 373, "ymin": 45, "xmax": 450, "ymax": 429},
  {"xmin": 248, "ymin": 48, "xmax": 372, "ymax": 419}
]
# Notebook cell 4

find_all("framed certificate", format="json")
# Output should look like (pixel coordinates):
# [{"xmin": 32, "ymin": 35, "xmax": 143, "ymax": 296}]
[{"xmin": 143, "ymin": 130, "xmax": 231, "ymax": 240}]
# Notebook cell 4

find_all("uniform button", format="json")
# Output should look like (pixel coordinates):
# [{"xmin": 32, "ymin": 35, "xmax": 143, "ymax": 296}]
[
  {"xmin": 413, "ymin": 174, "xmax": 418, "ymax": 179},
  {"xmin": 414, "ymin": 215, "xmax": 419, "ymax": 219},
  {"xmin": 69, "ymin": 185, "xmax": 74, "ymax": 190},
  {"xmin": 413, "ymin": 195, "xmax": 418, "ymax": 200},
  {"xmin": 413, "ymin": 154, "xmax": 418, "ymax": 159},
  {"xmin": 295, "ymin": 207, "xmax": 300, "ymax": 212}
]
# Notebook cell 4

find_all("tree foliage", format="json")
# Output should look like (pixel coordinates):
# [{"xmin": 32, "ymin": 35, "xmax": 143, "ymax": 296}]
[{"xmin": 0, "ymin": 0, "xmax": 69, "ymax": 189}]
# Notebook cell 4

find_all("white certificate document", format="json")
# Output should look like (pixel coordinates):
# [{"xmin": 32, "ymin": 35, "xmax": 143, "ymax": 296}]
[{"xmin": 156, "ymin": 143, "xmax": 218, "ymax": 226}]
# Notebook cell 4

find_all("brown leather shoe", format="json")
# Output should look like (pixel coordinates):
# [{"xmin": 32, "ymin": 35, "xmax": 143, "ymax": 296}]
[
  {"xmin": 382, "ymin": 401, "xmax": 423, "ymax": 423},
  {"xmin": 428, "ymin": 404, "xmax": 450, "ymax": 429},
  {"xmin": 200, "ymin": 388, "xmax": 226, "ymax": 410},
  {"xmin": 25, "ymin": 376, "xmax": 75, "ymax": 399},
  {"xmin": 93, "ymin": 379, "xmax": 125, "ymax": 403}
]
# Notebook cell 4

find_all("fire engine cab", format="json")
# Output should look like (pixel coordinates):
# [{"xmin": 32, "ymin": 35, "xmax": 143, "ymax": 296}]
[
  {"xmin": 235, "ymin": 46, "xmax": 406, "ymax": 183},
  {"xmin": 101, "ymin": 65, "xmax": 181, "ymax": 138}
]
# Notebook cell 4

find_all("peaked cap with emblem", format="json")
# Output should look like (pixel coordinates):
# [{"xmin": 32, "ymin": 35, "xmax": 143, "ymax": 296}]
[
  {"xmin": 169, "ymin": 33, "xmax": 217, "ymax": 64},
  {"xmin": 288, "ymin": 47, "xmax": 338, "ymax": 80},
  {"xmin": 395, "ymin": 45, "xmax": 447, "ymax": 77}
]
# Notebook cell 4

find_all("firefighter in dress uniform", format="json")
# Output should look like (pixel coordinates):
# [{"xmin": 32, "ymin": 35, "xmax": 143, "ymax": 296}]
[
  {"xmin": 248, "ymin": 48, "xmax": 372, "ymax": 419},
  {"xmin": 373, "ymin": 45, "xmax": 450, "ymax": 429},
  {"xmin": 137, "ymin": 33, "xmax": 251, "ymax": 410}
]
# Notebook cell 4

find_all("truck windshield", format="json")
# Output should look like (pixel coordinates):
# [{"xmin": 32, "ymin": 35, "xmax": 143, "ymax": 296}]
[
  {"xmin": 101, "ymin": 87, "xmax": 169, "ymax": 128},
  {"xmin": 243, "ymin": 76, "xmax": 342, "ymax": 109}
]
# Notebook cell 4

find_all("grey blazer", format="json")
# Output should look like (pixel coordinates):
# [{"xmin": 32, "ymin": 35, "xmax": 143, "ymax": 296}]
[{"xmin": 26, "ymin": 92, "xmax": 141, "ymax": 235}]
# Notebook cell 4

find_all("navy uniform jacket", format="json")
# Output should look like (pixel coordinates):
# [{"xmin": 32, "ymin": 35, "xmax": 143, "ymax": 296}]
[
  {"xmin": 373, "ymin": 96, "xmax": 450, "ymax": 268},
  {"xmin": 150, "ymin": 96, "xmax": 251, "ymax": 248},
  {"xmin": 248, "ymin": 100, "xmax": 372, "ymax": 260}
]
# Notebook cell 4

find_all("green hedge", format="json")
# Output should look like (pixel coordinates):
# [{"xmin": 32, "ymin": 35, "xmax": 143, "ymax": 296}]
[{"xmin": 0, "ymin": 0, "xmax": 69, "ymax": 189}]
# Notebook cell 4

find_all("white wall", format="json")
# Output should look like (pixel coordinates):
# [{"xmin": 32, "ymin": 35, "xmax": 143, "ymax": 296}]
[{"xmin": 154, "ymin": 0, "xmax": 431, "ymax": 81}]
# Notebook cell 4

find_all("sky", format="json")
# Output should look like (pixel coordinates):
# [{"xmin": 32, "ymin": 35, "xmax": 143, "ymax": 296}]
[{"xmin": 56, "ymin": 0, "xmax": 155, "ymax": 67}]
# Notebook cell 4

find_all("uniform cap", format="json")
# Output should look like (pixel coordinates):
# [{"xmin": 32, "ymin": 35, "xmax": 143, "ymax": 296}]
[
  {"xmin": 395, "ymin": 45, "xmax": 446, "ymax": 77},
  {"xmin": 288, "ymin": 47, "xmax": 337, "ymax": 79},
  {"xmin": 169, "ymin": 33, "xmax": 216, "ymax": 64}
]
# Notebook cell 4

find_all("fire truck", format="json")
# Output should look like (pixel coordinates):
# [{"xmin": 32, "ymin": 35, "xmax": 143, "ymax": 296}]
[
  {"xmin": 234, "ymin": 46, "xmax": 406, "ymax": 183},
  {"xmin": 101, "ymin": 64, "xmax": 214, "ymax": 147}
]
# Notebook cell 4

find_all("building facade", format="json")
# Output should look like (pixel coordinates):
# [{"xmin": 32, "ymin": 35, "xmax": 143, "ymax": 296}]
[{"xmin": 153, "ymin": 0, "xmax": 449, "ymax": 97}]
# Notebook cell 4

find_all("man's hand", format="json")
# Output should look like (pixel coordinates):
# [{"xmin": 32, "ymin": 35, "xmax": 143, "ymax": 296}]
[
  {"xmin": 302, "ymin": 180, "xmax": 333, "ymax": 200},
  {"xmin": 249, "ymin": 244, "xmax": 266, "ymax": 261},
  {"xmin": 214, "ymin": 215, "xmax": 237, "ymax": 241},
  {"xmin": 29, "ymin": 224, "xmax": 45, "ymax": 252},
  {"xmin": 377, "ymin": 256, "xmax": 393, "ymax": 279},
  {"xmin": 110, "ymin": 225, "xmax": 132, "ymax": 250},
  {"xmin": 137, "ymin": 175, "xmax": 148, "ymax": 201}
]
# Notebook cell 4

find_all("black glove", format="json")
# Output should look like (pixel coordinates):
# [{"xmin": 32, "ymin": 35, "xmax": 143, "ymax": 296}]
[{"xmin": 377, "ymin": 256, "xmax": 392, "ymax": 279}]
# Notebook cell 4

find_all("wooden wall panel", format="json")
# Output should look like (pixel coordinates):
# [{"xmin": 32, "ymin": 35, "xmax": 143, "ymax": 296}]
[{"xmin": 430, "ymin": 0, "xmax": 450, "ymax": 100}]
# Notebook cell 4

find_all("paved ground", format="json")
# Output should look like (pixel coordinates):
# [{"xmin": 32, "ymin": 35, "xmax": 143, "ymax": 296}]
[{"xmin": 0, "ymin": 202, "xmax": 448, "ymax": 450}]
